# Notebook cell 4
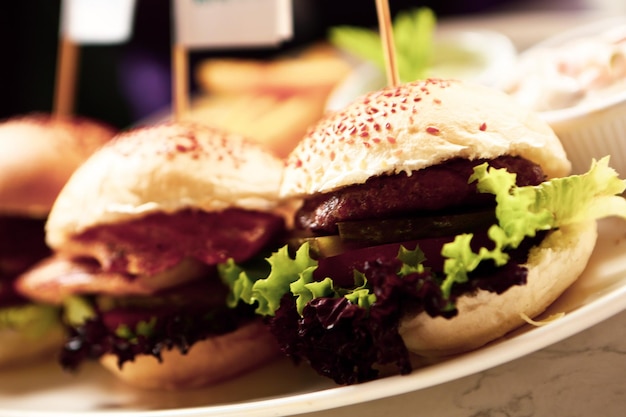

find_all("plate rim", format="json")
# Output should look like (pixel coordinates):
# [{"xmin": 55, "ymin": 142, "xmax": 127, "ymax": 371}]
[{"xmin": 2, "ymin": 218, "xmax": 626, "ymax": 417}]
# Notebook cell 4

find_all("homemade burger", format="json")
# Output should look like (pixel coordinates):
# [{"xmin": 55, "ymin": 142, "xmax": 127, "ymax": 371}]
[
  {"xmin": 0, "ymin": 113, "xmax": 115, "ymax": 367},
  {"xmin": 17, "ymin": 122, "xmax": 287, "ymax": 389},
  {"xmin": 220, "ymin": 78, "xmax": 626, "ymax": 384}
]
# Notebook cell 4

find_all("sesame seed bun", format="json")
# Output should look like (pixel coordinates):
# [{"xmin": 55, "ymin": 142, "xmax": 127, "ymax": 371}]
[
  {"xmin": 278, "ymin": 79, "xmax": 597, "ymax": 367},
  {"xmin": 99, "ymin": 320, "xmax": 280, "ymax": 390},
  {"xmin": 398, "ymin": 220, "xmax": 597, "ymax": 356},
  {"xmin": 46, "ymin": 122, "xmax": 286, "ymax": 251},
  {"xmin": 0, "ymin": 113, "xmax": 114, "ymax": 367},
  {"xmin": 40, "ymin": 121, "xmax": 287, "ymax": 389},
  {"xmin": 0, "ymin": 113, "xmax": 115, "ymax": 217},
  {"xmin": 281, "ymin": 78, "xmax": 570, "ymax": 198}
]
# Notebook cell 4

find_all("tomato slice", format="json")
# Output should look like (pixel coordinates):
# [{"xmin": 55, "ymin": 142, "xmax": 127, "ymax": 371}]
[{"xmin": 311, "ymin": 230, "xmax": 495, "ymax": 287}]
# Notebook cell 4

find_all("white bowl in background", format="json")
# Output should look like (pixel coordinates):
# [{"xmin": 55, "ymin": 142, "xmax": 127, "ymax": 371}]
[{"xmin": 502, "ymin": 17, "xmax": 626, "ymax": 175}]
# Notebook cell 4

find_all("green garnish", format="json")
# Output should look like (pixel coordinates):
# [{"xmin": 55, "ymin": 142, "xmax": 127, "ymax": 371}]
[
  {"xmin": 115, "ymin": 317, "xmax": 157, "ymax": 343},
  {"xmin": 329, "ymin": 7, "xmax": 436, "ymax": 82},
  {"xmin": 220, "ymin": 157, "xmax": 626, "ymax": 316},
  {"xmin": 0, "ymin": 304, "xmax": 61, "ymax": 338},
  {"xmin": 62, "ymin": 295, "xmax": 96, "ymax": 326}
]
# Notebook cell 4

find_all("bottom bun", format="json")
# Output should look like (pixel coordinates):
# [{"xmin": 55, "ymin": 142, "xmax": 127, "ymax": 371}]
[
  {"xmin": 0, "ymin": 324, "xmax": 65, "ymax": 368},
  {"xmin": 399, "ymin": 220, "xmax": 597, "ymax": 357},
  {"xmin": 99, "ymin": 319, "xmax": 281, "ymax": 390}
]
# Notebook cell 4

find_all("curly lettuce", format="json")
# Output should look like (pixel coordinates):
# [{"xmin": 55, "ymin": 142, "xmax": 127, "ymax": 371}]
[
  {"xmin": 0, "ymin": 304, "xmax": 61, "ymax": 338},
  {"xmin": 440, "ymin": 157, "xmax": 626, "ymax": 298},
  {"xmin": 221, "ymin": 157, "xmax": 626, "ymax": 316}
]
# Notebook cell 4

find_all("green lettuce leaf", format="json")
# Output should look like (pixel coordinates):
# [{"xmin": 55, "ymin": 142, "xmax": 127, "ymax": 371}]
[
  {"xmin": 291, "ymin": 269, "xmax": 376, "ymax": 315},
  {"xmin": 62, "ymin": 295, "xmax": 96, "ymax": 326},
  {"xmin": 329, "ymin": 7, "xmax": 436, "ymax": 82},
  {"xmin": 221, "ymin": 157, "xmax": 626, "ymax": 314},
  {"xmin": 291, "ymin": 277, "xmax": 332, "ymax": 315},
  {"xmin": 397, "ymin": 245, "xmax": 428, "ymax": 276},
  {"xmin": 115, "ymin": 317, "xmax": 157, "ymax": 343},
  {"xmin": 0, "ymin": 304, "xmax": 60, "ymax": 338},
  {"xmin": 393, "ymin": 7, "xmax": 436, "ymax": 82},
  {"xmin": 440, "ymin": 157, "xmax": 626, "ymax": 298},
  {"xmin": 219, "ymin": 243, "xmax": 318, "ymax": 316},
  {"xmin": 219, "ymin": 242, "xmax": 378, "ymax": 317}
]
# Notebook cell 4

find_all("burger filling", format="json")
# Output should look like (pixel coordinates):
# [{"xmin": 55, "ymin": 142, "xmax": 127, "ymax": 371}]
[
  {"xmin": 65, "ymin": 208, "xmax": 285, "ymax": 276},
  {"xmin": 0, "ymin": 216, "xmax": 61, "ymax": 338},
  {"xmin": 220, "ymin": 157, "xmax": 626, "ymax": 384},
  {"xmin": 0, "ymin": 216, "xmax": 51, "ymax": 306},
  {"xmin": 20, "ymin": 208, "xmax": 286, "ymax": 371},
  {"xmin": 60, "ymin": 277, "xmax": 258, "ymax": 370},
  {"xmin": 294, "ymin": 156, "xmax": 544, "ymax": 235}
]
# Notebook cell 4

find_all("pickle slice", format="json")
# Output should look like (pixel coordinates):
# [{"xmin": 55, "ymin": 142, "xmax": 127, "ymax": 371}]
[
  {"xmin": 337, "ymin": 210, "xmax": 497, "ymax": 244},
  {"xmin": 288, "ymin": 235, "xmax": 369, "ymax": 258}
]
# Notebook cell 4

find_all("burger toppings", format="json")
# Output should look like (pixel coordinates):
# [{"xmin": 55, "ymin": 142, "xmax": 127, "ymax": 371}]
[
  {"xmin": 220, "ymin": 157, "xmax": 626, "ymax": 384},
  {"xmin": 0, "ymin": 216, "xmax": 62, "ymax": 338},
  {"xmin": 267, "ymin": 242, "xmax": 534, "ymax": 385},
  {"xmin": 65, "ymin": 208, "xmax": 286, "ymax": 276},
  {"xmin": 43, "ymin": 207, "xmax": 286, "ymax": 371},
  {"xmin": 60, "ymin": 279, "xmax": 257, "ymax": 371},
  {"xmin": 294, "ymin": 155, "xmax": 545, "ymax": 235}
]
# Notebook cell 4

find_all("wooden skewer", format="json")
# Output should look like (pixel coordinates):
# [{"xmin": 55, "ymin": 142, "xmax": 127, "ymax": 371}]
[
  {"xmin": 375, "ymin": 0, "xmax": 400, "ymax": 87},
  {"xmin": 53, "ymin": 36, "xmax": 79, "ymax": 117},
  {"xmin": 172, "ymin": 43, "xmax": 190, "ymax": 121}
]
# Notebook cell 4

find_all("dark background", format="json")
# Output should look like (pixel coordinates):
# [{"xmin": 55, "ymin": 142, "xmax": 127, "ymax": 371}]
[{"xmin": 0, "ymin": 0, "xmax": 517, "ymax": 129}]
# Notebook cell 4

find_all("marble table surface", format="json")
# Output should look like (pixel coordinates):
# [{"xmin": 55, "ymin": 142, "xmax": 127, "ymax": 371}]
[{"xmin": 302, "ymin": 308, "xmax": 626, "ymax": 417}]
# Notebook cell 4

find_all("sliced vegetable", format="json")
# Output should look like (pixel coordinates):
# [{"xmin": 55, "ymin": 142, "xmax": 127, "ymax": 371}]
[
  {"xmin": 62, "ymin": 295, "xmax": 96, "ymax": 326},
  {"xmin": 219, "ymin": 157, "xmax": 626, "ymax": 384},
  {"xmin": 221, "ymin": 156, "xmax": 626, "ymax": 316},
  {"xmin": 337, "ymin": 210, "xmax": 497, "ymax": 244},
  {"xmin": 0, "ymin": 303, "xmax": 60, "ymax": 338},
  {"xmin": 288, "ymin": 235, "xmax": 370, "ymax": 258},
  {"xmin": 115, "ymin": 317, "xmax": 157, "ymax": 342}
]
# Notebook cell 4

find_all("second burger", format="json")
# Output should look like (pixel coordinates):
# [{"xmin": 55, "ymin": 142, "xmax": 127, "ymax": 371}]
[{"xmin": 17, "ymin": 122, "xmax": 289, "ymax": 390}]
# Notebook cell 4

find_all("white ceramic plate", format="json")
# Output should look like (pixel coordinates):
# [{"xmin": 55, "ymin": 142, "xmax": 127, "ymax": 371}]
[{"xmin": 1, "ymin": 216, "xmax": 626, "ymax": 417}]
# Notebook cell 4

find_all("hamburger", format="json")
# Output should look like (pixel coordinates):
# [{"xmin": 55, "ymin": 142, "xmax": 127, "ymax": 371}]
[
  {"xmin": 0, "ymin": 113, "xmax": 115, "ymax": 366},
  {"xmin": 17, "ymin": 122, "xmax": 287, "ymax": 389},
  {"xmin": 219, "ymin": 78, "xmax": 626, "ymax": 384}
]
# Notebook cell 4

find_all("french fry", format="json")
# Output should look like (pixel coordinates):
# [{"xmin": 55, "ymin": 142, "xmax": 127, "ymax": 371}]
[
  {"xmin": 184, "ymin": 91, "xmax": 329, "ymax": 158},
  {"xmin": 189, "ymin": 43, "xmax": 351, "ymax": 157},
  {"xmin": 195, "ymin": 43, "xmax": 351, "ymax": 95}
]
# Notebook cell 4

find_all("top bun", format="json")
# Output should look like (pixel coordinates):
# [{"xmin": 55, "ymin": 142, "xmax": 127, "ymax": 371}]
[
  {"xmin": 281, "ymin": 78, "xmax": 571, "ymax": 198},
  {"xmin": 46, "ymin": 122, "xmax": 285, "ymax": 250},
  {"xmin": 0, "ymin": 113, "xmax": 115, "ymax": 217}
]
